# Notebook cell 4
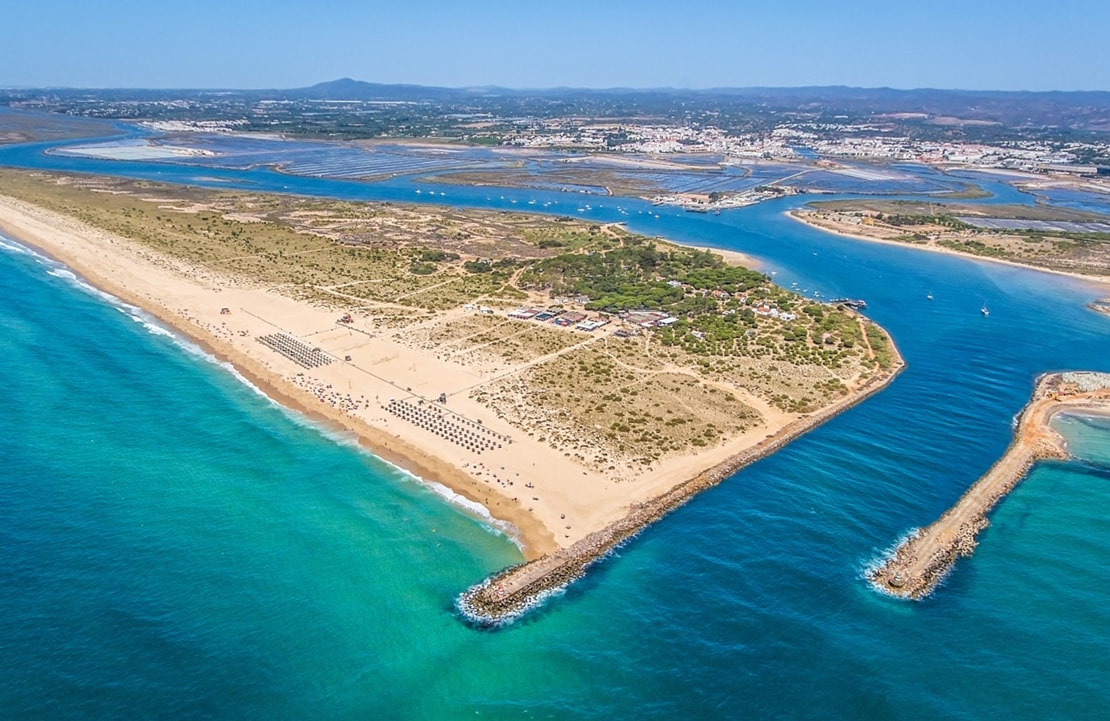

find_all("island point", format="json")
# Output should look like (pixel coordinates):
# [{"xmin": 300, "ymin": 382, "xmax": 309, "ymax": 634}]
[{"xmin": 0, "ymin": 169, "xmax": 903, "ymax": 623}]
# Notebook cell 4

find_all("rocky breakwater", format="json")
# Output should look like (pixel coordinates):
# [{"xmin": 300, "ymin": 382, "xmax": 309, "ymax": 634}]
[
  {"xmin": 871, "ymin": 371, "xmax": 1110, "ymax": 600},
  {"xmin": 459, "ymin": 357, "xmax": 906, "ymax": 626},
  {"xmin": 1087, "ymin": 298, "xmax": 1110, "ymax": 317}
]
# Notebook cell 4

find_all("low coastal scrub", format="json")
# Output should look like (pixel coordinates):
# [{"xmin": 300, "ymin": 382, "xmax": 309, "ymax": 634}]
[
  {"xmin": 799, "ymin": 199, "xmax": 1110, "ymax": 277},
  {"xmin": 0, "ymin": 168, "xmax": 889, "ymax": 467}
]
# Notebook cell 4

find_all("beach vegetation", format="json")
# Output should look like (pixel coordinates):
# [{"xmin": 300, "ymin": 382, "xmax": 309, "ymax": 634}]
[{"xmin": 0, "ymin": 168, "xmax": 894, "ymax": 475}]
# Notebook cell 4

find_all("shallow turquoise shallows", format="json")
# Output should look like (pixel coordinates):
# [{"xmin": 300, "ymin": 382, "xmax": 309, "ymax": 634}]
[{"xmin": 1, "ymin": 139, "xmax": 1109, "ymax": 719}]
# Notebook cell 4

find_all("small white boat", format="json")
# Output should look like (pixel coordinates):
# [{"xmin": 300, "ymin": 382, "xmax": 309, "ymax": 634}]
[{"xmin": 981, "ymin": 305, "xmax": 989, "ymax": 316}]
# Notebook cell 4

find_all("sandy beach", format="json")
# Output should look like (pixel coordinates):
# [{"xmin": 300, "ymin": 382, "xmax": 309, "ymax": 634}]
[
  {"xmin": 0, "ymin": 191, "xmax": 892, "ymax": 562},
  {"xmin": 605, "ymin": 220, "xmax": 759, "ymax": 269},
  {"xmin": 0, "ymin": 196, "xmax": 567, "ymax": 555}
]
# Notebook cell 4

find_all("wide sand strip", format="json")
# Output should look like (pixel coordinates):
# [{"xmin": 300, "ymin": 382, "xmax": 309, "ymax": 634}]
[
  {"xmin": 0, "ymin": 193, "xmax": 899, "ymax": 571},
  {"xmin": 0, "ymin": 196, "xmax": 564, "ymax": 554}
]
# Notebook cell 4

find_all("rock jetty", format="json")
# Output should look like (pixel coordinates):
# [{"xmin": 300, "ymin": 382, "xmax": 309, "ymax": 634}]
[
  {"xmin": 459, "ymin": 362, "xmax": 905, "ymax": 626},
  {"xmin": 870, "ymin": 371, "xmax": 1110, "ymax": 600},
  {"xmin": 1087, "ymin": 298, "xmax": 1110, "ymax": 317}
]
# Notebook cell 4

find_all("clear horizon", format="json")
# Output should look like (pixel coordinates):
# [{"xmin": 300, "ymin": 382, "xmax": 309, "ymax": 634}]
[{"xmin": 3, "ymin": 0, "xmax": 1109, "ymax": 92}]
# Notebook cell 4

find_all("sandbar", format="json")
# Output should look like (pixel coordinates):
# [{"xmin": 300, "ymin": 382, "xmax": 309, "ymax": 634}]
[{"xmin": 787, "ymin": 209, "xmax": 1110, "ymax": 290}]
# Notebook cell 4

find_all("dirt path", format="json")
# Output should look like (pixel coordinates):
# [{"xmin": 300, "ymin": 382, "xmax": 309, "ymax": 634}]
[{"xmin": 857, "ymin": 318, "xmax": 876, "ymax": 361}]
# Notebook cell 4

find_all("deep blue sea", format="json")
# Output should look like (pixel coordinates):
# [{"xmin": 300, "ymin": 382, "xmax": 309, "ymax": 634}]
[{"xmin": 1, "ymin": 136, "xmax": 1109, "ymax": 719}]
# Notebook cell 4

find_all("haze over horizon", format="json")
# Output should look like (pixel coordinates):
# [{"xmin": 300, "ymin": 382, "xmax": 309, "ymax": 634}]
[{"xmin": 4, "ymin": 0, "xmax": 1108, "ymax": 92}]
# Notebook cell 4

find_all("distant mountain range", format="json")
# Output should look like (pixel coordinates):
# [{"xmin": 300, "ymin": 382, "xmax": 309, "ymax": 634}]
[
  {"xmin": 6, "ymin": 78, "xmax": 1110, "ymax": 132},
  {"xmin": 261, "ymin": 79, "xmax": 1110, "ymax": 130},
  {"xmin": 295, "ymin": 77, "xmax": 1110, "ymax": 101}
]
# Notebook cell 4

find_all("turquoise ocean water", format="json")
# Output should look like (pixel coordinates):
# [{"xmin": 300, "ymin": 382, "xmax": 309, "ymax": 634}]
[{"xmin": 1, "ymin": 138, "xmax": 1109, "ymax": 719}]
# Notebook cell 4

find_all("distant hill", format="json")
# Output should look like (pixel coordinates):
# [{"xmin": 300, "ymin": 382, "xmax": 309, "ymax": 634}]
[{"xmin": 285, "ymin": 78, "xmax": 459, "ymax": 101}]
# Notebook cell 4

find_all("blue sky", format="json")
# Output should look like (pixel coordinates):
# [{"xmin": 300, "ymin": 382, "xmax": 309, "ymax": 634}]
[{"xmin": 4, "ymin": 0, "xmax": 1108, "ymax": 90}]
